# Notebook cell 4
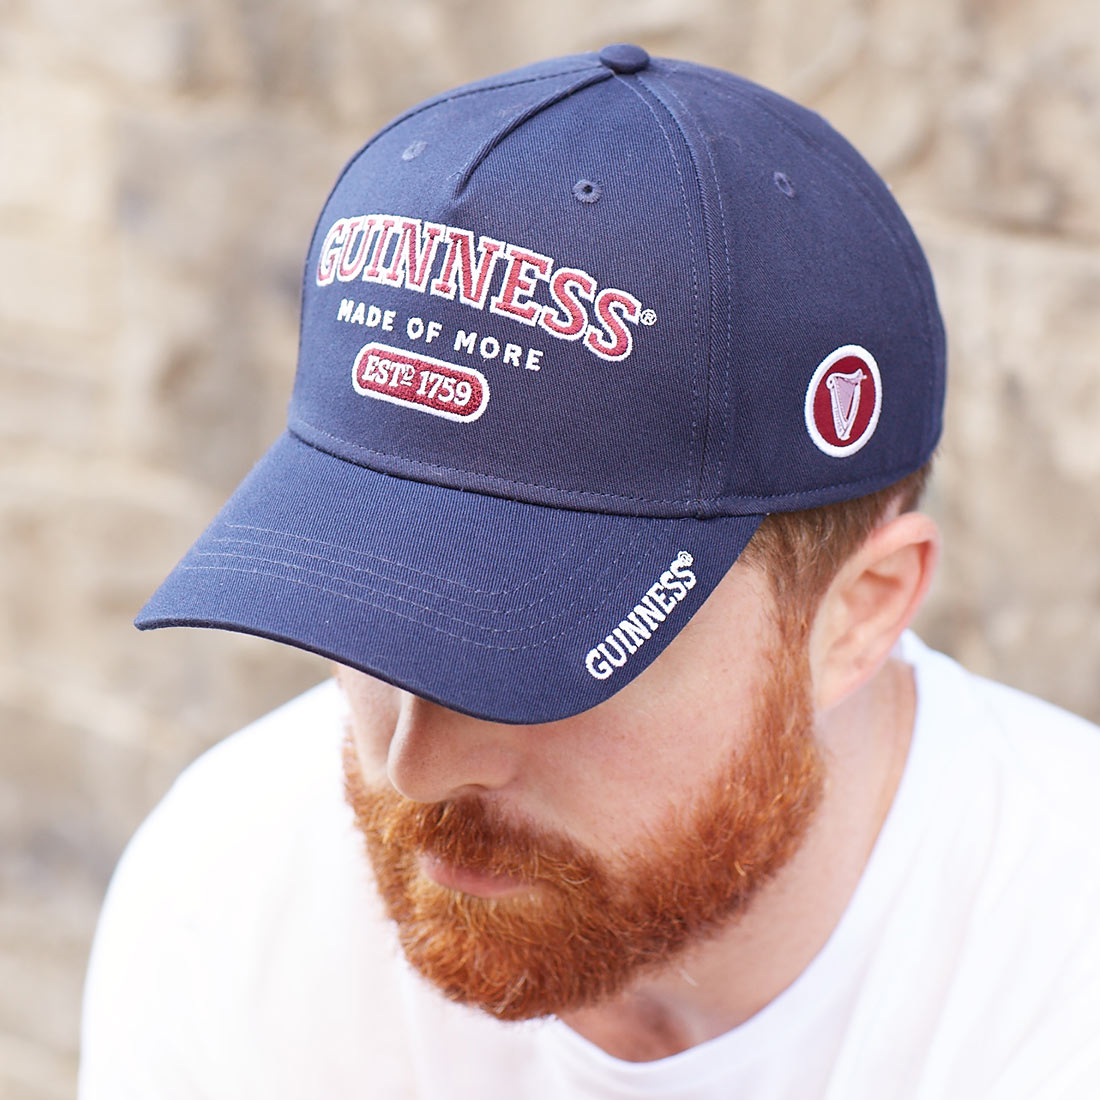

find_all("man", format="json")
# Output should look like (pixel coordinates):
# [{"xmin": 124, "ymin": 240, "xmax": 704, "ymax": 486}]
[{"xmin": 81, "ymin": 46, "xmax": 1100, "ymax": 1097}]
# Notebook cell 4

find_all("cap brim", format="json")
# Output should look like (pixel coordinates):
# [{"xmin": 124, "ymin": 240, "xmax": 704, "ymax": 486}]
[{"xmin": 136, "ymin": 432, "xmax": 761, "ymax": 724}]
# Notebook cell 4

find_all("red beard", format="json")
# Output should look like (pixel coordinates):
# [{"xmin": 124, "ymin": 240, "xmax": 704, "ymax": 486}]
[{"xmin": 343, "ymin": 639, "xmax": 822, "ymax": 1021}]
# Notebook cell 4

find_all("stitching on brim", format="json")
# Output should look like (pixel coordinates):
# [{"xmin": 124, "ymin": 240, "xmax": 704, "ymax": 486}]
[
  {"xmin": 218, "ymin": 521, "xmax": 592, "ymax": 598},
  {"xmin": 175, "ymin": 527, "xmax": 663, "ymax": 651},
  {"xmin": 198, "ymin": 521, "xmax": 652, "ymax": 619}
]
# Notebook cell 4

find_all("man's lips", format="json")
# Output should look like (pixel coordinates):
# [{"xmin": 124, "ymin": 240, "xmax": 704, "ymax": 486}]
[{"xmin": 418, "ymin": 852, "xmax": 533, "ymax": 898}]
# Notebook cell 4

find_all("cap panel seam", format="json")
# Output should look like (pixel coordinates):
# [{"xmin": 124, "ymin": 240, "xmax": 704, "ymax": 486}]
[
  {"xmin": 696, "ymin": 80, "xmax": 943, "ymax": 455},
  {"xmin": 299, "ymin": 62, "xmax": 600, "ymax": 283},
  {"xmin": 752, "ymin": 95, "xmax": 941, "ymax": 367},
  {"xmin": 676, "ymin": 70, "xmax": 942, "ymax": 341},
  {"xmin": 454, "ymin": 69, "xmax": 614, "ymax": 195},
  {"xmin": 641, "ymin": 73, "xmax": 735, "ymax": 507},
  {"xmin": 615, "ymin": 78, "xmax": 703, "ymax": 498}
]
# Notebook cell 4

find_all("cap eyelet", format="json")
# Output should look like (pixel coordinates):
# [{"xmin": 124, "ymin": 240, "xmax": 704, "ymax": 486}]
[
  {"xmin": 773, "ymin": 171, "xmax": 796, "ymax": 198},
  {"xmin": 573, "ymin": 179, "xmax": 602, "ymax": 204},
  {"xmin": 402, "ymin": 140, "xmax": 428, "ymax": 161}
]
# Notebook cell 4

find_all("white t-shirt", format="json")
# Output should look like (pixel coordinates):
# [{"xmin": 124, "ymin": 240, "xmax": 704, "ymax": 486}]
[{"xmin": 79, "ymin": 636, "xmax": 1100, "ymax": 1099}]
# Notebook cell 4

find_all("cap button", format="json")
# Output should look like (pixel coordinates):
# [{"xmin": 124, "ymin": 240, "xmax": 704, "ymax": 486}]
[{"xmin": 597, "ymin": 43, "xmax": 650, "ymax": 75}]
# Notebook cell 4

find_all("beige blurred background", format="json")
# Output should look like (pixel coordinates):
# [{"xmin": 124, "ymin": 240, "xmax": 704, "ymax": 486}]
[{"xmin": 1, "ymin": 0, "xmax": 1098, "ymax": 1096}]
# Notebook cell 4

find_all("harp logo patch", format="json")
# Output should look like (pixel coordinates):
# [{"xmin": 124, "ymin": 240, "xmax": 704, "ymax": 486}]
[{"xmin": 805, "ymin": 345, "xmax": 882, "ymax": 457}]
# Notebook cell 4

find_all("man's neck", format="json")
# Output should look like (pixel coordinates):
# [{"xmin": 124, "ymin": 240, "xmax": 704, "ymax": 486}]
[{"xmin": 556, "ymin": 655, "xmax": 917, "ymax": 1062}]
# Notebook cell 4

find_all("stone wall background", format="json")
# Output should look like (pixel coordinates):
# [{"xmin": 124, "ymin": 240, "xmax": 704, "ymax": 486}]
[{"xmin": 1, "ymin": 0, "xmax": 1097, "ymax": 1095}]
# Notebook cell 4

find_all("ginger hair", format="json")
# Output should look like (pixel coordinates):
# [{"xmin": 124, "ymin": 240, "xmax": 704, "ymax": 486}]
[{"xmin": 739, "ymin": 464, "xmax": 932, "ymax": 638}]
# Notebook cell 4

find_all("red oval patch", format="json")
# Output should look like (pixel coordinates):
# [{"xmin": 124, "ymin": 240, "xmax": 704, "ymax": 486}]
[{"xmin": 351, "ymin": 343, "xmax": 489, "ymax": 422}]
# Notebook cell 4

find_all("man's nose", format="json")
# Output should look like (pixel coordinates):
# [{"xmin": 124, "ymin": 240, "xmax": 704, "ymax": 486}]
[{"xmin": 386, "ymin": 692, "xmax": 523, "ymax": 803}]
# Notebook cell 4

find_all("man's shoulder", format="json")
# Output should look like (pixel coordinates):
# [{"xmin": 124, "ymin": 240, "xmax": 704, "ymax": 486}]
[
  {"xmin": 834, "ymin": 638, "xmax": 1100, "ymax": 1097},
  {"xmin": 903, "ymin": 634, "xmax": 1100, "ymax": 998},
  {"xmin": 81, "ymin": 681, "xmax": 418, "ymax": 1098},
  {"xmin": 905, "ymin": 633, "xmax": 1100, "ymax": 826}
]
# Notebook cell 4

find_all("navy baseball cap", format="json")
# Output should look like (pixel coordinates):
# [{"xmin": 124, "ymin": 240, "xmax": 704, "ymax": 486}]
[{"xmin": 136, "ymin": 45, "xmax": 945, "ymax": 723}]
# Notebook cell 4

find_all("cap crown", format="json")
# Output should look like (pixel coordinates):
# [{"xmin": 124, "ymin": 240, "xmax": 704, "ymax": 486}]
[{"xmin": 290, "ymin": 52, "xmax": 945, "ymax": 519}]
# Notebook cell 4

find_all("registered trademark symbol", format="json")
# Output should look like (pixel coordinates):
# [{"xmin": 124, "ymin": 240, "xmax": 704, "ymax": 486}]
[{"xmin": 639, "ymin": 308, "xmax": 657, "ymax": 326}]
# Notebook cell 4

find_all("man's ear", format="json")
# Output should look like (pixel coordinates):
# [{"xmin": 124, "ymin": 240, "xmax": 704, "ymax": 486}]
[{"xmin": 808, "ymin": 512, "xmax": 940, "ymax": 711}]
